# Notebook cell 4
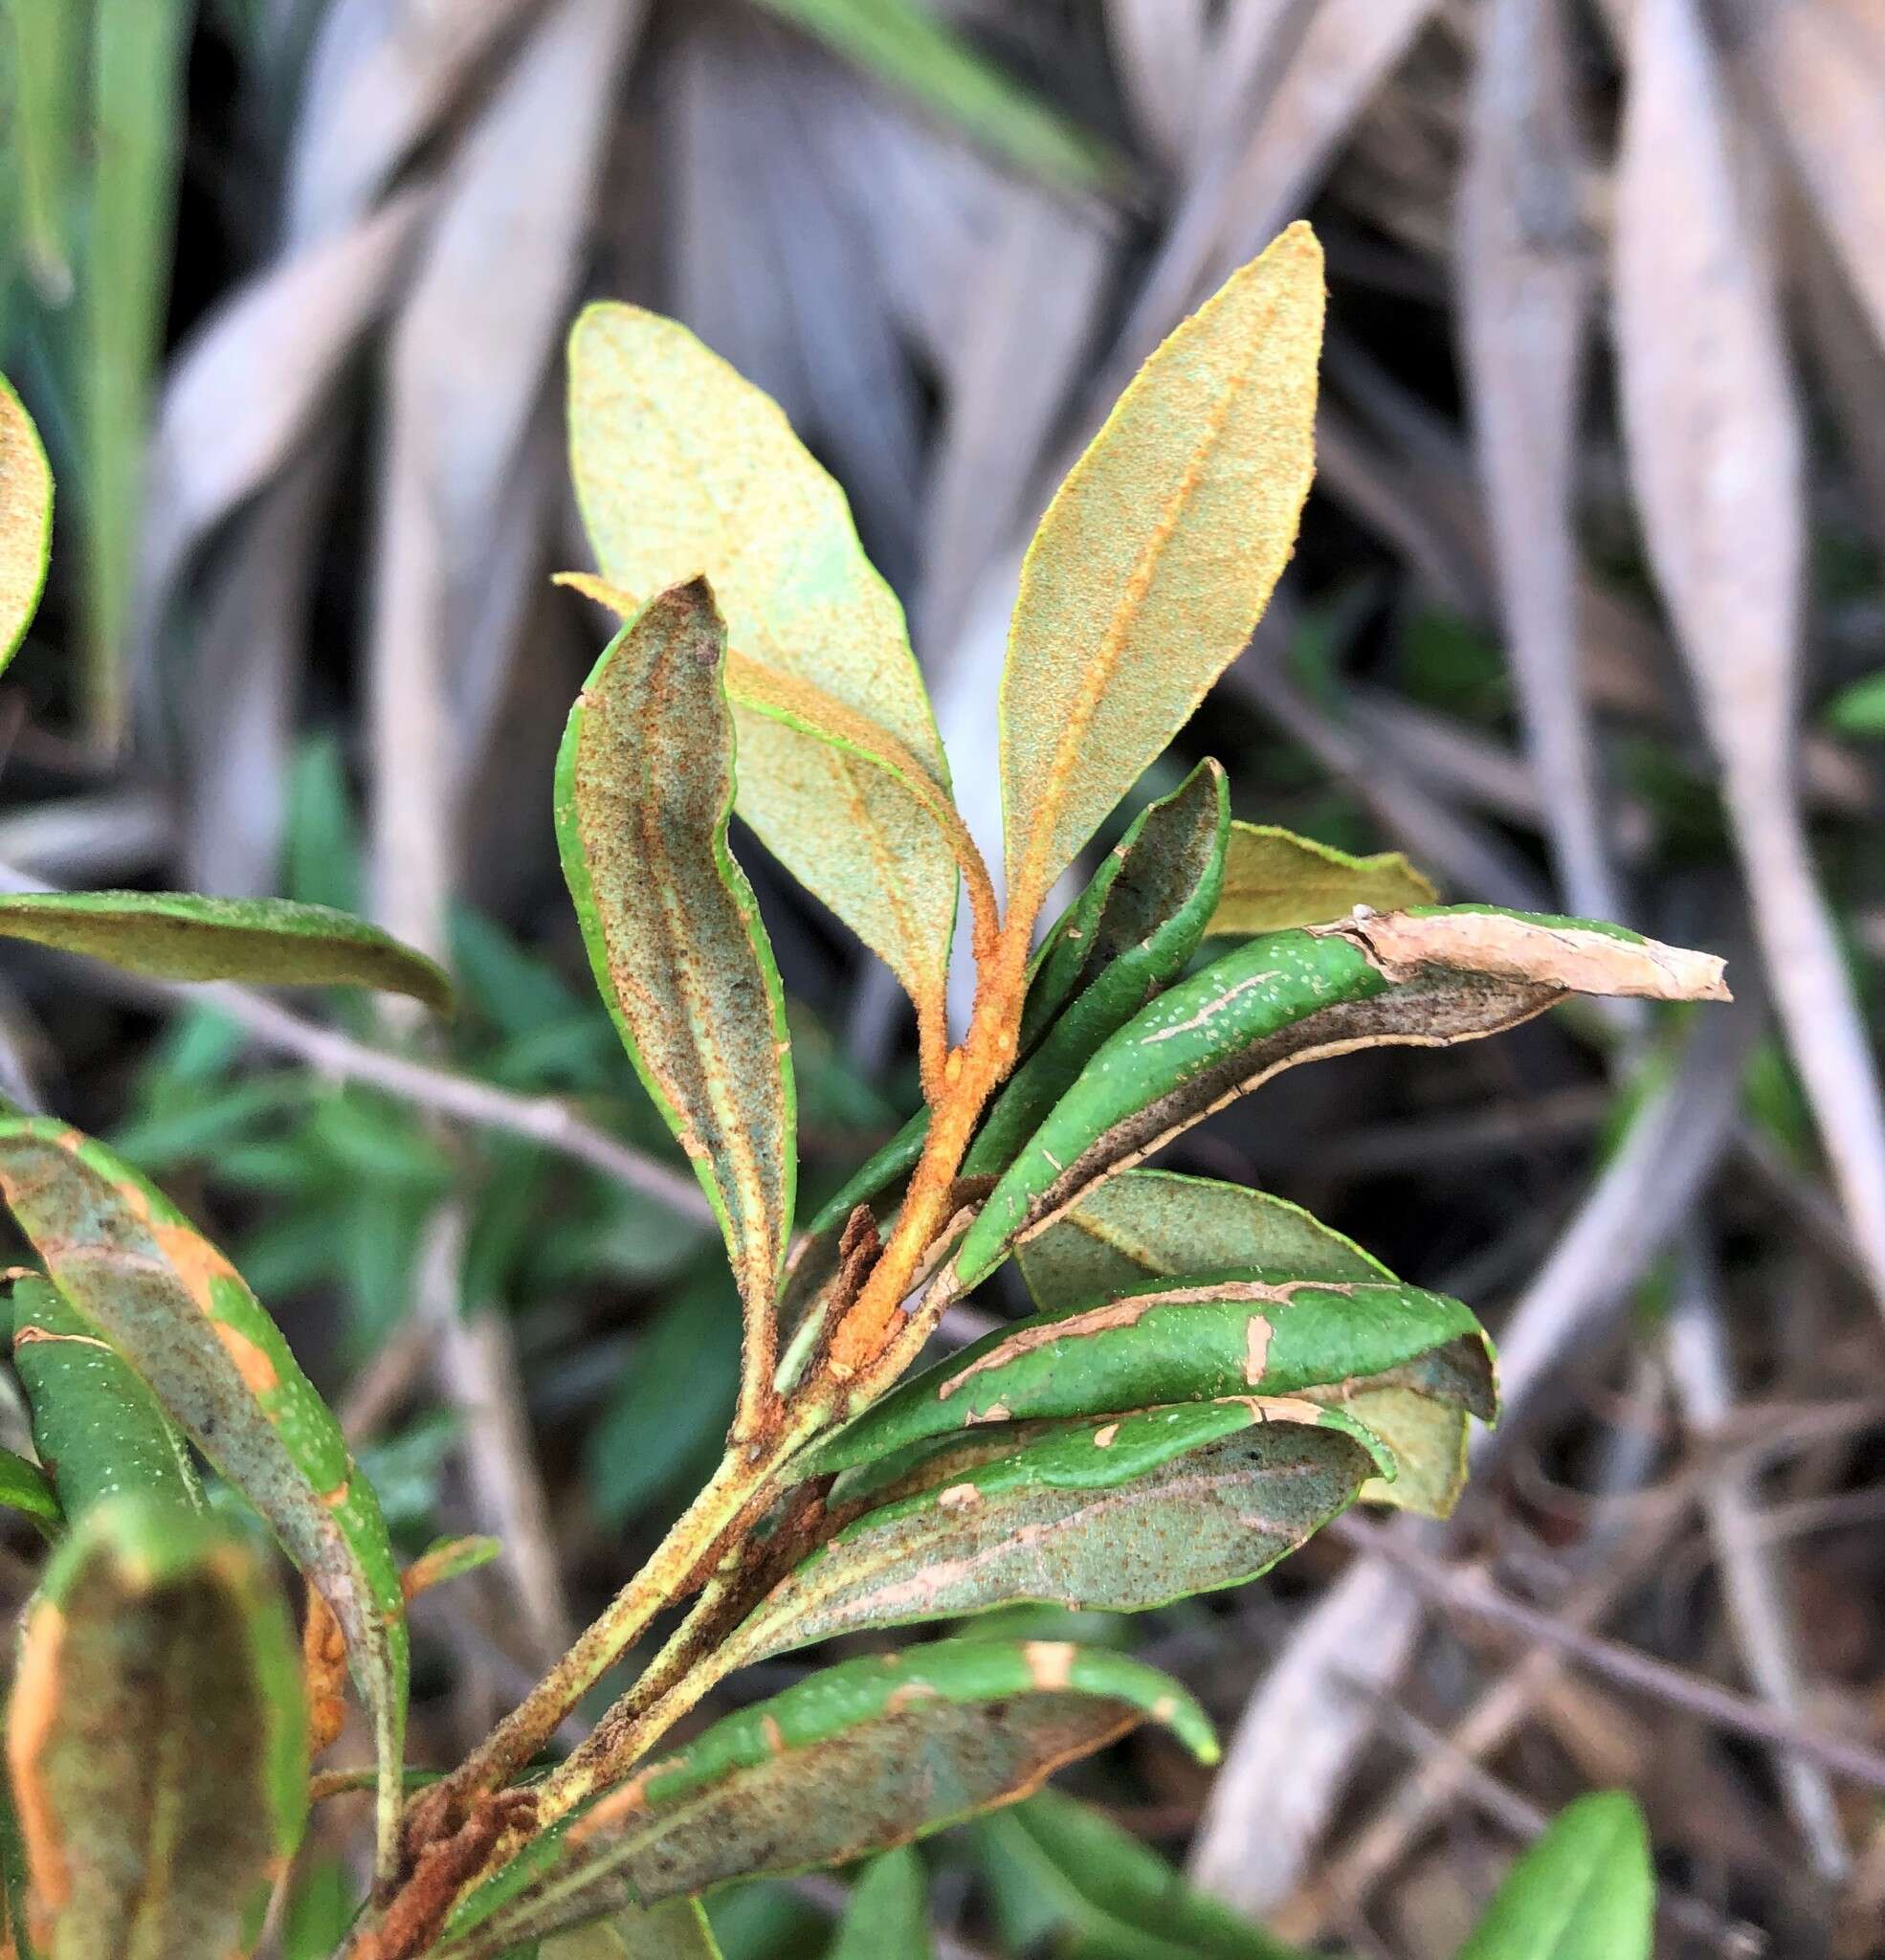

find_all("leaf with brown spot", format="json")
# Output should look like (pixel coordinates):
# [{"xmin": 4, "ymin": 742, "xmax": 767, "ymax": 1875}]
[
  {"xmin": 1018, "ymin": 1172, "xmax": 1475, "ymax": 1517},
  {"xmin": 447, "ymin": 1640, "xmax": 1209, "ymax": 1952},
  {"xmin": 1204, "ymin": 823, "xmax": 1436, "ymax": 940},
  {"xmin": 0, "ymin": 1118, "xmax": 408, "ymax": 1879},
  {"xmin": 0, "ymin": 375, "xmax": 53, "ymax": 673},
  {"xmin": 955, "ymin": 909, "xmax": 1728, "ymax": 1289},
  {"xmin": 998, "ymin": 224, "xmax": 1323, "ymax": 944},
  {"xmin": 6, "ymin": 1497, "xmax": 305, "ymax": 1958},
  {"xmin": 556, "ymin": 578, "xmax": 796, "ymax": 1421},
  {"xmin": 566, "ymin": 305, "xmax": 963, "ymax": 1063}
]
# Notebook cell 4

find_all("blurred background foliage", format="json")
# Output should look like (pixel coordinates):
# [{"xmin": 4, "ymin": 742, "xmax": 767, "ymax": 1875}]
[{"xmin": 2, "ymin": 1, "xmax": 1884, "ymax": 1954}]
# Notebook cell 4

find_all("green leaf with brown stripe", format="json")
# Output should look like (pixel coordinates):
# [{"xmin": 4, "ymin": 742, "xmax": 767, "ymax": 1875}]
[
  {"xmin": 997, "ymin": 224, "xmax": 1323, "ymax": 945},
  {"xmin": 11, "ymin": 1272, "xmax": 205, "ymax": 1523},
  {"xmin": 447, "ymin": 1639, "xmax": 1211, "ymax": 1953},
  {"xmin": 567, "ymin": 307, "xmax": 965, "ymax": 1066},
  {"xmin": 1205, "ymin": 823, "xmax": 1437, "ymax": 938},
  {"xmin": 956, "ymin": 907, "xmax": 1729, "ymax": 1290},
  {"xmin": 556, "ymin": 577, "xmax": 795, "ymax": 1413},
  {"xmin": 1, "ymin": 374, "xmax": 54, "ymax": 673},
  {"xmin": 0, "ymin": 1118, "xmax": 408, "ymax": 1880},
  {"xmin": 805, "ymin": 1271, "xmax": 1491, "ymax": 1479},
  {"xmin": 0, "ymin": 892, "xmax": 454, "ymax": 1011},
  {"xmin": 6, "ymin": 1496, "xmax": 305, "ymax": 1959},
  {"xmin": 1017, "ymin": 1172, "xmax": 1473, "ymax": 1516}
]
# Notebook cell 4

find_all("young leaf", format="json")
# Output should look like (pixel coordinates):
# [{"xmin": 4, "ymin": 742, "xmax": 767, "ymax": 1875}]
[
  {"xmin": 11, "ymin": 1272, "xmax": 205, "ymax": 1522},
  {"xmin": 543, "ymin": 1898, "xmax": 722, "ymax": 1959},
  {"xmin": 1456, "ymin": 1791, "xmax": 1654, "ymax": 1960},
  {"xmin": 0, "ymin": 1444, "xmax": 59, "ymax": 1537},
  {"xmin": 6, "ymin": 1497, "xmax": 306, "ymax": 1957},
  {"xmin": 0, "ymin": 1119, "xmax": 409, "ymax": 1878},
  {"xmin": 999, "ymin": 224, "xmax": 1323, "ymax": 940},
  {"xmin": 827, "ymin": 1847, "xmax": 931, "ymax": 1960},
  {"xmin": 1205, "ymin": 822, "xmax": 1437, "ymax": 937},
  {"xmin": 567, "ymin": 308, "xmax": 967, "ymax": 1058},
  {"xmin": 737, "ymin": 1414, "xmax": 1375, "ymax": 1660},
  {"xmin": 556, "ymin": 578, "xmax": 796, "ymax": 1401},
  {"xmin": 0, "ymin": 373, "xmax": 54, "ymax": 672},
  {"xmin": 966, "ymin": 759, "xmax": 1231, "ymax": 1177},
  {"xmin": 956, "ymin": 908, "xmax": 1729, "ymax": 1288},
  {"xmin": 457, "ymin": 1639, "xmax": 1212, "ymax": 1949},
  {"xmin": 976, "ymin": 1789, "xmax": 1305, "ymax": 1960},
  {"xmin": 1017, "ymin": 1171, "xmax": 1472, "ymax": 1516},
  {"xmin": 806, "ymin": 1271, "xmax": 1491, "ymax": 1477},
  {"xmin": 0, "ymin": 891, "xmax": 455, "ymax": 1010}
]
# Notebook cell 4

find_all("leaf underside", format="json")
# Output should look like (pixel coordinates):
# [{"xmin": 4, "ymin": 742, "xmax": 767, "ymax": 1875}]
[{"xmin": 0, "ymin": 375, "xmax": 54, "ymax": 673}]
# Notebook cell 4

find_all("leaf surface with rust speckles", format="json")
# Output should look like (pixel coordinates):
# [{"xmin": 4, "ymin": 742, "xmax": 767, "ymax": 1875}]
[
  {"xmin": 451, "ymin": 1639, "xmax": 1209, "ymax": 1950},
  {"xmin": 567, "ymin": 306, "xmax": 959, "ymax": 1039},
  {"xmin": 6, "ymin": 1496, "xmax": 304, "ymax": 1958},
  {"xmin": 0, "ymin": 375, "xmax": 53, "ymax": 673},
  {"xmin": 0, "ymin": 1117, "xmax": 407, "ymax": 1879},
  {"xmin": 556, "ymin": 577, "xmax": 796, "ymax": 1349},
  {"xmin": 999, "ymin": 224, "xmax": 1322, "ymax": 938}
]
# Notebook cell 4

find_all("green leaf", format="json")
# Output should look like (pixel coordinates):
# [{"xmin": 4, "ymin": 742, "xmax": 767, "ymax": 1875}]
[
  {"xmin": 0, "ymin": 1728, "xmax": 40, "ymax": 1960},
  {"xmin": 1205, "ymin": 822, "xmax": 1437, "ymax": 937},
  {"xmin": 827, "ymin": 1848, "xmax": 930, "ymax": 1960},
  {"xmin": 999, "ymin": 225, "xmax": 1323, "ymax": 937},
  {"xmin": 0, "ymin": 1119, "xmax": 409, "ymax": 1878},
  {"xmin": 749, "ymin": 0, "xmax": 1125, "ymax": 200},
  {"xmin": 567, "ymin": 308, "xmax": 962, "ymax": 1045},
  {"xmin": 807, "ymin": 1269, "xmax": 1491, "ymax": 1479},
  {"xmin": 1827, "ymin": 668, "xmax": 1885, "ymax": 738},
  {"xmin": 543, "ymin": 1898, "xmax": 722, "ymax": 1959},
  {"xmin": 956, "ymin": 907, "xmax": 1729, "ymax": 1289},
  {"xmin": 80, "ymin": 0, "xmax": 190, "ymax": 743},
  {"xmin": 738, "ymin": 1412, "xmax": 1376, "ymax": 1660},
  {"xmin": 0, "ymin": 891, "xmax": 455, "ymax": 1010},
  {"xmin": 281, "ymin": 1854, "xmax": 352, "ymax": 1960},
  {"xmin": 976, "ymin": 1789, "xmax": 1306, "ymax": 1960},
  {"xmin": 455, "ymin": 1639, "xmax": 1212, "ymax": 1949},
  {"xmin": 0, "ymin": 1442, "xmax": 59, "ymax": 1535},
  {"xmin": 1017, "ymin": 1172, "xmax": 1472, "ymax": 1517},
  {"xmin": 3, "ymin": 0, "xmax": 81, "ymax": 296},
  {"xmin": 556, "ymin": 577, "xmax": 797, "ymax": 1335},
  {"xmin": 0, "ymin": 371, "xmax": 53, "ymax": 671},
  {"xmin": 5, "ymin": 1496, "xmax": 306, "ymax": 1957},
  {"xmin": 966, "ymin": 759, "xmax": 1231, "ymax": 1177},
  {"xmin": 11, "ymin": 1272, "xmax": 203, "ymax": 1523},
  {"xmin": 1457, "ymin": 1792, "xmax": 1654, "ymax": 1960}
]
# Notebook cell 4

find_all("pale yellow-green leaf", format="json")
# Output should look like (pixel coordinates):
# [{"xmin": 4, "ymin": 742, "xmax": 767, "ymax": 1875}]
[
  {"xmin": 1206, "ymin": 823, "xmax": 1437, "ymax": 937},
  {"xmin": 0, "ymin": 375, "xmax": 54, "ymax": 673},
  {"xmin": 566, "ymin": 306, "xmax": 961, "ymax": 1049},
  {"xmin": 999, "ymin": 223, "xmax": 1324, "ymax": 936}
]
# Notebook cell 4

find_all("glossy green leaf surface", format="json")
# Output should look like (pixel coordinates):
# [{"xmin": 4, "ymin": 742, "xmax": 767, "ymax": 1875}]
[
  {"xmin": 742, "ymin": 1414, "xmax": 1374, "ymax": 1659},
  {"xmin": 567, "ymin": 306, "xmax": 959, "ymax": 1027},
  {"xmin": 0, "ymin": 891, "xmax": 454, "ymax": 1010},
  {"xmin": 1457, "ymin": 1791, "xmax": 1654, "ymax": 1960},
  {"xmin": 0, "ymin": 373, "xmax": 54, "ymax": 672},
  {"xmin": 808, "ymin": 1268, "xmax": 1491, "ymax": 1477},
  {"xmin": 828, "ymin": 1847, "xmax": 932, "ymax": 1960},
  {"xmin": 1205, "ymin": 822, "xmax": 1437, "ymax": 937},
  {"xmin": 968, "ymin": 760, "xmax": 1231, "ymax": 1177},
  {"xmin": 0, "ymin": 1443, "xmax": 60, "ymax": 1534},
  {"xmin": 1017, "ymin": 1172, "xmax": 1474, "ymax": 1516},
  {"xmin": 11, "ymin": 1273, "xmax": 203, "ymax": 1524},
  {"xmin": 556, "ymin": 578, "xmax": 796, "ymax": 1328},
  {"xmin": 6, "ymin": 1497, "xmax": 305, "ymax": 1958},
  {"xmin": 999, "ymin": 225, "xmax": 1323, "ymax": 933},
  {"xmin": 458, "ymin": 1639, "xmax": 1211, "ymax": 1949},
  {"xmin": 976, "ymin": 1790, "xmax": 1306, "ymax": 1960},
  {"xmin": 0, "ymin": 1119, "xmax": 408, "ymax": 1876}
]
